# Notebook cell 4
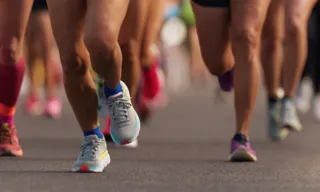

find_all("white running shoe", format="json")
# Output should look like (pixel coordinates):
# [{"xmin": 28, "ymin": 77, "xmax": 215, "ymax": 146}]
[
  {"xmin": 104, "ymin": 81, "xmax": 141, "ymax": 145},
  {"xmin": 72, "ymin": 135, "xmax": 110, "ymax": 173},
  {"xmin": 281, "ymin": 98, "xmax": 302, "ymax": 132},
  {"xmin": 295, "ymin": 78, "xmax": 313, "ymax": 114}
]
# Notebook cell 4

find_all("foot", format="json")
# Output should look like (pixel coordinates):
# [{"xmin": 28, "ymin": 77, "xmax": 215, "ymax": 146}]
[
  {"xmin": 218, "ymin": 69, "xmax": 233, "ymax": 92},
  {"xmin": 0, "ymin": 123, "xmax": 23, "ymax": 157},
  {"xmin": 143, "ymin": 62, "xmax": 167, "ymax": 109},
  {"xmin": 44, "ymin": 97, "xmax": 62, "ymax": 119},
  {"xmin": 229, "ymin": 133, "xmax": 257, "ymax": 162},
  {"xmin": 23, "ymin": 95, "xmax": 42, "ymax": 116},
  {"xmin": 268, "ymin": 99, "xmax": 289, "ymax": 141},
  {"xmin": 72, "ymin": 135, "xmax": 110, "ymax": 173},
  {"xmin": 295, "ymin": 78, "xmax": 313, "ymax": 114},
  {"xmin": 104, "ymin": 81, "xmax": 140, "ymax": 145},
  {"xmin": 281, "ymin": 97, "xmax": 302, "ymax": 132},
  {"xmin": 102, "ymin": 115, "xmax": 139, "ymax": 148}
]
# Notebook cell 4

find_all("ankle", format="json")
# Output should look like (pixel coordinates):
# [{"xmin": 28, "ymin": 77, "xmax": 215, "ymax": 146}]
[
  {"xmin": 0, "ymin": 115, "xmax": 14, "ymax": 125},
  {"xmin": 83, "ymin": 126, "xmax": 103, "ymax": 139}
]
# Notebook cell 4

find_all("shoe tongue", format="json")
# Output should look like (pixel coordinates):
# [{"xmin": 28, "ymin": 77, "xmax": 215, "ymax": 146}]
[
  {"xmin": 85, "ymin": 135, "xmax": 99, "ymax": 141},
  {"xmin": 233, "ymin": 133, "xmax": 248, "ymax": 144},
  {"xmin": 108, "ymin": 92, "xmax": 123, "ymax": 101}
]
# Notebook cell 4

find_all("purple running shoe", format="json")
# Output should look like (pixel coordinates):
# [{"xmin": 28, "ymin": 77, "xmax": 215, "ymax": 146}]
[
  {"xmin": 229, "ymin": 133, "xmax": 257, "ymax": 162},
  {"xmin": 218, "ymin": 69, "xmax": 234, "ymax": 92}
]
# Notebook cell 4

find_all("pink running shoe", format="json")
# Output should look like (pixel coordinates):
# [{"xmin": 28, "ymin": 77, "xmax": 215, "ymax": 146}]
[
  {"xmin": 23, "ymin": 95, "xmax": 43, "ymax": 116},
  {"xmin": 44, "ymin": 97, "xmax": 62, "ymax": 119},
  {"xmin": 0, "ymin": 123, "xmax": 23, "ymax": 157}
]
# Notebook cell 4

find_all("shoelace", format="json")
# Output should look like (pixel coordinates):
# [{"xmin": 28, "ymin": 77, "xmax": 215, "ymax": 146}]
[
  {"xmin": 79, "ymin": 138, "xmax": 100, "ymax": 161},
  {"xmin": 0, "ymin": 124, "xmax": 12, "ymax": 144},
  {"xmin": 107, "ymin": 98, "xmax": 132, "ymax": 123}
]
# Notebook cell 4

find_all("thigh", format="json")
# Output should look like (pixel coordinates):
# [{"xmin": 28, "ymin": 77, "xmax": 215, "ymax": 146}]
[
  {"xmin": 85, "ymin": 0, "xmax": 129, "ymax": 42},
  {"xmin": 119, "ymin": 0, "xmax": 149, "ymax": 44},
  {"xmin": 25, "ymin": 13, "xmax": 42, "ymax": 56},
  {"xmin": 46, "ymin": 0, "xmax": 86, "ymax": 53},
  {"xmin": 191, "ymin": 2, "xmax": 232, "ymax": 63},
  {"xmin": 0, "ymin": 0, "xmax": 33, "ymax": 41},
  {"xmin": 263, "ymin": 0, "xmax": 284, "ymax": 39},
  {"xmin": 230, "ymin": 0, "xmax": 271, "ymax": 39},
  {"xmin": 141, "ymin": 0, "xmax": 168, "ymax": 53},
  {"xmin": 285, "ymin": 0, "xmax": 316, "ymax": 27},
  {"xmin": 0, "ymin": 0, "xmax": 33, "ymax": 61}
]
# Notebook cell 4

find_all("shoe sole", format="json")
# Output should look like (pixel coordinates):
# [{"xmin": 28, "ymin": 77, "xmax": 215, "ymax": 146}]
[
  {"xmin": 269, "ymin": 128, "xmax": 289, "ymax": 141},
  {"xmin": 282, "ymin": 123, "xmax": 302, "ymax": 132},
  {"xmin": 116, "ymin": 140, "xmax": 138, "ymax": 148},
  {"xmin": 71, "ymin": 153, "xmax": 111, "ymax": 173},
  {"xmin": 44, "ymin": 111, "xmax": 61, "ymax": 120},
  {"xmin": 229, "ymin": 148, "xmax": 257, "ymax": 162},
  {"xmin": 0, "ymin": 148, "xmax": 23, "ymax": 157}
]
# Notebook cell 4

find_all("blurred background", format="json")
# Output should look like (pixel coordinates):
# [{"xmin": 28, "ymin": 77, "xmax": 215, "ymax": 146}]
[
  {"xmin": 19, "ymin": 0, "xmax": 320, "ymax": 122},
  {"xmin": 4, "ymin": 0, "xmax": 320, "ymax": 190}
]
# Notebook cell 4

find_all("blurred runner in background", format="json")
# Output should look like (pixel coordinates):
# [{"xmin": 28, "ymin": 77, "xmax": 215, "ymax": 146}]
[
  {"xmin": 261, "ymin": 0, "xmax": 287, "ymax": 141},
  {"xmin": 180, "ymin": 0, "xmax": 209, "ymax": 82},
  {"xmin": 24, "ymin": 0, "xmax": 62, "ymax": 119},
  {"xmin": 279, "ymin": 0, "xmax": 316, "ymax": 134},
  {"xmin": 262, "ymin": 0, "xmax": 316, "ymax": 141},
  {"xmin": 296, "ymin": 1, "xmax": 320, "ymax": 120}
]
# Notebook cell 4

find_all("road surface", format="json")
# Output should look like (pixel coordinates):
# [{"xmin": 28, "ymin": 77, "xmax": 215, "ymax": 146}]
[{"xmin": 2, "ymin": 82, "xmax": 320, "ymax": 192}]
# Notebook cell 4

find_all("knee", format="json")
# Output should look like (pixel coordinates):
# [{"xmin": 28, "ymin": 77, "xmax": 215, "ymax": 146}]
[
  {"xmin": 231, "ymin": 27, "xmax": 259, "ymax": 49},
  {"xmin": 59, "ymin": 43, "xmax": 90, "ymax": 77},
  {"xmin": 0, "ymin": 38, "xmax": 23, "ymax": 65},
  {"xmin": 84, "ymin": 28, "xmax": 118, "ymax": 69},
  {"xmin": 205, "ymin": 57, "xmax": 230, "ymax": 76},
  {"xmin": 200, "ymin": 47, "xmax": 233, "ymax": 76},
  {"xmin": 285, "ymin": 14, "xmax": 304, "ymax": 41}
]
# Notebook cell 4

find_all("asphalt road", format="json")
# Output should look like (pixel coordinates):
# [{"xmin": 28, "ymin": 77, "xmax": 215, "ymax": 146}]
[{"xmin": 1, "ymin": 81, "xmax": 320, "ymax": 192}]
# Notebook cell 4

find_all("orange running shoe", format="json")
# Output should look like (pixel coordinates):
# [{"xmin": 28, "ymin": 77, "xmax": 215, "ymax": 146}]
[{"xmin": 0, "ymin": 123, "xmax": 23, "ymax": 157}]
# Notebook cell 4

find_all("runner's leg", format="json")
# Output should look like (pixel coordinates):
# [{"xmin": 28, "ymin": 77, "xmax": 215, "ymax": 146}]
[
  {"xmin": 261, "ymin": 0, "xmax": 288, "ymax": 140},
  {"xmin": 281, "ymin": 0, "xmax": 316, "ymax": 131},
  {"xmin": 47, "ymin": 0, "xmax": 111, "ymax": 173},
  {"xmin": 230, "ymin": 0, "xmax": 271, "ymax": 136},
  {"xmin": 0, "ymin": 0, "xmax": 34, "ymax": 157},
  {"xmin": 85, "ymin": 0, "xmax": 140, "ymax": 145}
]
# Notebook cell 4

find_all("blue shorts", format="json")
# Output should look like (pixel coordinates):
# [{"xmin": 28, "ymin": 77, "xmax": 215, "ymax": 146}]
[{"xmin": 192, "ymin": 0, "xmax": 229, "ymax": 8}]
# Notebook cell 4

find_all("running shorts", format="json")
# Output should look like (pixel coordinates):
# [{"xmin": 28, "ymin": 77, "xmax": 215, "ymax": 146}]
[
  {"xmin": 191, "ymin": 0, "xmax": 230, "ymax": 8},
  {"xmin": 32, "ymin": 0, "xmax": 48, "ymax": 12}
]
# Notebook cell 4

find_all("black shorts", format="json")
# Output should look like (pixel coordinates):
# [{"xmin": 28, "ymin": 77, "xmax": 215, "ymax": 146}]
[
  {"xmin": 192, "ymin": 0, "xmax": 229, "ymax": 8},
  {"xmin": 32, "ymin": 0, "xmax": 48, "ymax": 12}
]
